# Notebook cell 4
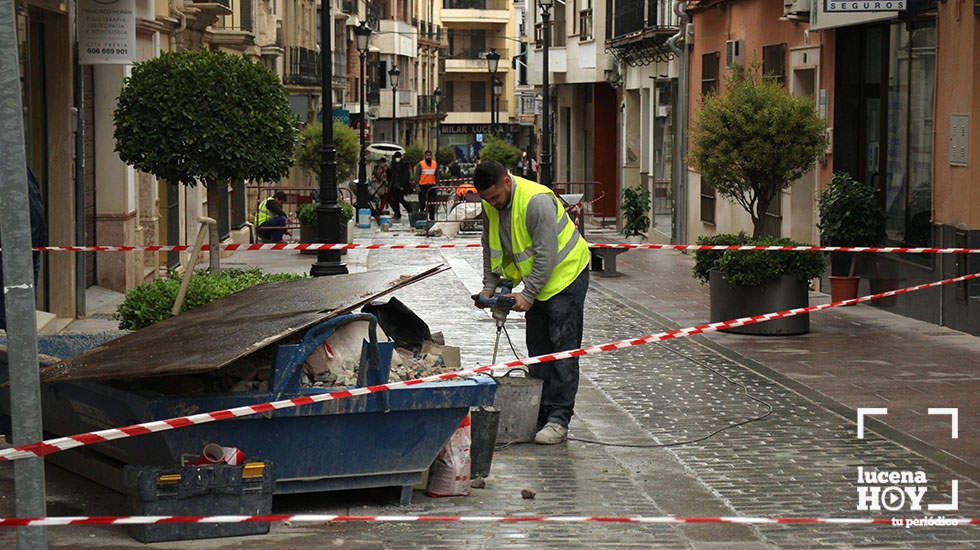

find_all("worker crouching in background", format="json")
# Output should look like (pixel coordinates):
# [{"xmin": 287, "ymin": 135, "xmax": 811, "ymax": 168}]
[
  {"xmin": 256, "ymin": 191, "xmax": 290, "ymax": 243},
  {"xmin": 472, "ymin": 161, "xmax": 590, "ymax": 445}
]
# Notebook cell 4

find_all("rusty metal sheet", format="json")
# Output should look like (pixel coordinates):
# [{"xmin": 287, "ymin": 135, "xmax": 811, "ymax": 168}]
[{"xmin": 38, "ymin": 265, "xmax": 447, "ymax": 383}]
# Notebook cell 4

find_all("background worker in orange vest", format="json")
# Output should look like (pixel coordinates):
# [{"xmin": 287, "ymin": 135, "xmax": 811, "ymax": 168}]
[{"xmin": 417, "ymin": 150, "xmax": 438, "ymax": 219}]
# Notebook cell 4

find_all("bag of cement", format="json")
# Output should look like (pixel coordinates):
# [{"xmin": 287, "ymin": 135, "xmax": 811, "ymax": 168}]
[
  {"xmin": 303, "ymin": 320, "xmax": 400, "ymax": 387},
  {"xmin": 428, "ymin": 202, "xmax": 482, "ymax": 238},
  {"xmin": 426, "ymin": 415, "xmax": 472, "ymax": 497}
]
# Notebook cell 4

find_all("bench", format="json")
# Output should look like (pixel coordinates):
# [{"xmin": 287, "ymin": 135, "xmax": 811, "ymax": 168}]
[{"xmin": 589, "ymin": 246, "xmax": 628, "ymax": 278}]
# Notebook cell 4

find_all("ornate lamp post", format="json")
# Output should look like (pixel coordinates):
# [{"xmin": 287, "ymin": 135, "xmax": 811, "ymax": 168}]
[
  {"xmin": 311, "ymin": 0, "xmax": 347, "ymax": 275},
  {"xmin": 354, "ymin": 22, "xmax": 373, "ymax": 210},
  {"xmin": 388, "ymin": 64, "xmax": 400, "ymax": 144},
  {"xmin": 492, "ymin": 77, "xmax": 503, "ymax": 137},
  {"xmin": 538, "ymin": 0, "xmax": 553, "ymax": 187},
  {"xmin": 485, "ymin": 47, "xmax": 500, "ymax": 136}
]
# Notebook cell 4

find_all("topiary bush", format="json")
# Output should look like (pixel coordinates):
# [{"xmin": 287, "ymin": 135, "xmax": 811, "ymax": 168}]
[
  {"xmin": 296, "ymin": 200, "xmax": 354, "ymax": 228},
  {"xmin": 436, "ymin": 146, "xmax": 456, "ymax": 167},
  {"xmin": 403, "ymin": 142, "xmax": 425, "ymax": 168},
  {"xmin": 689, "ymin": 68, "xmax": 827, "ymax": 238},
  {"xmin": 114, "ymin": 50, "xmax": 297, "ymax": 221},
  {"xmin": 116, "ymin": 269, "xmax": 305, "ymax": 330},
  {"xmin": 622, "ymin": 186, "xmax": 651, "ymax": 238},
  {"xmin": 818, "ymin": 172, "xmax": 886, "ymax": 247},
  {"xmin": 294, "ymin": 120, "xmax": 359, "ymax": 183},
  {"xmin": 478, "ymin": 137, "xmax": 521, "ymax": 168},
  {"xmin": 693, "ymin": 233, "xmax": 825, "ymax": 287}
]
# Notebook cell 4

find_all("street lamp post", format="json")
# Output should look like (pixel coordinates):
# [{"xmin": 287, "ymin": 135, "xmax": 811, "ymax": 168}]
[
  {"xmin": 538, "ymin": 0, "xmax": 553, "ymax": 188},
  {"xmin": 354, "ymin": 22, "xmax": 373, "ymax": 211},
  {"xmin": 389, "ymin": 65, "xmax": 400, "ymax": 144},
  {"xmin": 311, "ymin": 0, "xmax": 347, "ymax": 276},
  {"xmin": 492, "ymin": 77, "xmax": 503, "ymax": 138},
  {"xmin": 485, "ymin": 48, "xmax": 500, "ymax": 136},
  {"xmin": 433, "ymin": 87, "xmax": 442, "ymax": 150}
]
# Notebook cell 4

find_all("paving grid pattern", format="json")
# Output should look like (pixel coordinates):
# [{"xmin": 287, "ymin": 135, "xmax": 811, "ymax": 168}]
[
  {"xmin": 582, "ymin": 278, "xmax": 980, "ymax": 548},
  {"xmin": 2, "ymin": 227, "xmax": 977, "ymax": 548},
  {"xmin": 349, "ymin": 241, "xmax": 980, "ymax": 548}
]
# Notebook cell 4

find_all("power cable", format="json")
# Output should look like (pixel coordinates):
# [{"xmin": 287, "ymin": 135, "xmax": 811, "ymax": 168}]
[{"xmin": 567, "ymin": 339, "xmax": 774, "ymax": 448}]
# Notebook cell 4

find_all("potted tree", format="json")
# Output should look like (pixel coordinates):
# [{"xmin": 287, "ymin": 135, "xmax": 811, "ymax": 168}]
[
  {"xmin": 817, "ymin": 172, "xmax": 886, "ymax": 302},
  {"xmin": 689, "ymin": 68, "xmax": 828, "ymax": 335},
  {"xmin": 478, "ymin": 137, "xmax": 522, "ymax": 169},
  {"xmin": 622, "ymin": 186, "xmax": 651, "ymax": 243},
  {"xmin": 694, "ymin": 234, "xmax": 825, "ymax": 334},
  {"xmin": 297, "ymin": 200, "xmax": 355, "ymax": 247},
  {"xmin": 114, "ymin": 50, "xmax": 297, "ymax": 232}
]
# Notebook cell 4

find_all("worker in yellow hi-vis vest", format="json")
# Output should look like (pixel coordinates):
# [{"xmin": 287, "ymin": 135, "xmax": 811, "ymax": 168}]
[{"xmin": 472, "ymin": 161, "xmax": 590, "ymax": 445}]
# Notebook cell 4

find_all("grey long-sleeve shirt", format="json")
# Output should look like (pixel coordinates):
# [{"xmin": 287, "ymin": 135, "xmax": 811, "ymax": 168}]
[{"xmin": 482, "ymin": 180, "xmax": 559, "ymax": 303}]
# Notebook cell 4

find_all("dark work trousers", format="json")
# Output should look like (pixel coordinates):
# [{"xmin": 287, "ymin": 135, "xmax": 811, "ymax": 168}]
[
  {"xmin": 418, "ymin": 185, "xmax": 436, "ymax": 219},
  {"xmin": 526, "ymin": 267, "xmax": 589, "ymax": 428},
  {"xmin": 390, "ymin": 188, "xmax": 413, "ymax": 219}
]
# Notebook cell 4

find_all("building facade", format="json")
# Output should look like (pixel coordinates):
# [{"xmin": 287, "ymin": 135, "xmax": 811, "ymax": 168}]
[
  {"xmin": 412, "ymin": 0, "xmax": 444, "ymax": 150},
  {"xmin": 680, "ymin": 0, "xmax": 979, "ymax": 334},
  {"xmin": 607, "ymin": 0, "xmax": 681, "ymax": 237},
  {"xmin": 526, "ymin": 0, "xmax": 620, "ymax": 218},
  {"xmin": 15, "ymin": 0, "xmax": 297, "ymax": 327},
  {"xmin": 439, "ymin": 0, "xmax": 518, "ymax": 157}
]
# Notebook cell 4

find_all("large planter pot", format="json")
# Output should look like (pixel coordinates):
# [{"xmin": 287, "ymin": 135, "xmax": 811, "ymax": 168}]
[
  {"xmin": 829, "ymin": 276, "xmax": 859, "ymax": 305},
  {"xmin": 709, "ymin": 271, "xmax": 810, "ymax": 335},
  {"xmin": 299, "ymin": 224, "xmax": 317, "ymax": 255}
]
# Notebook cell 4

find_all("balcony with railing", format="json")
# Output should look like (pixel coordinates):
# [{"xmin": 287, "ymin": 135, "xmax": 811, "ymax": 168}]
[
  {"xmin": 607, "ymin": 0, "xmax": 680, "ymax": 66},
  {"xmin": 376, "ymin": 19, "xmax": 418, "ymax": 56},
  {"xmin": 445, "ymin": 47, "xmax": 510, "ymax": 73},
  {"xmin": 215, "ymin": 0, "xmax": 253, "ymax": 32},
  {"xmin": 417, "ymin": 94, "xmax": 441, "ymax": 115},
  {"xmin": 376, "ymin": 89, "xmax": 418, "ymax": 118},
  {"xmin": 442, "ymin": 100, "xmax": 510, "ymax": 125},
  {"xmin": 284, "ymin": 47, "xmax": 320, "ymax": 86},
  {"xmin": 442, "ymin": 0, "xmax": 509, "ymax": 23},
  {"xmin": 611, "ymin": 0, "xmax": 679, "ymax": 38}
]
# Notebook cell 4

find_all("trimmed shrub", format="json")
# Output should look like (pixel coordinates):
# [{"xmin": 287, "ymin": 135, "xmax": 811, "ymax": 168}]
[
  {"xmin": 116, "ymin": 269, "xmax": 305, "ymax": 330},
  {"xmin": 693, "ymin": 233, "xmax": 825, "ymax": 287}
]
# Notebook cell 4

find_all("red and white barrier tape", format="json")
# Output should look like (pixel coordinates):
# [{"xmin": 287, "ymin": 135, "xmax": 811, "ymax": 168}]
[
  {"xmin": 21, "ymin": 243, "xmax": 980, "ymax": 254},
  {"xmin": 0, "ymin": 271, "xmax": 975, "ymax": 463},
  {"xmin": 0, "ymin": 514, "xmax": 976, "ymax": 527}
]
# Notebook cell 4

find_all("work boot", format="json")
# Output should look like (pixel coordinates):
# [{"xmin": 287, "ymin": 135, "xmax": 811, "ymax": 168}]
[{"xmin": 533, "ymin": 422, "xmax": 568, "ymax": 445}]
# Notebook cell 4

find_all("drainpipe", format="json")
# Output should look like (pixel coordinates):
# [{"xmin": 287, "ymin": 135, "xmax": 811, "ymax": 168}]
[{"xmin": 666, "ymin": 0, "xmax": 689, "ymax": 244}]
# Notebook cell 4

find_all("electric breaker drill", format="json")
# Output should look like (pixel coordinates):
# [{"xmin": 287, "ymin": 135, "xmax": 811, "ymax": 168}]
[{"xmin": 473, "ymin": 281, "xmax": 517, "ymax": 363}]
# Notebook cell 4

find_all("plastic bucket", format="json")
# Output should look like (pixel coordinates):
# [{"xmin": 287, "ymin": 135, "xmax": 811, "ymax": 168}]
[
  {"xmin": 492, "ymin": 369, "xmax": 542, "ymax": 444},
  {"xmin": 357, "ymin": 208, "xmax": 372, "ymax": 228}
]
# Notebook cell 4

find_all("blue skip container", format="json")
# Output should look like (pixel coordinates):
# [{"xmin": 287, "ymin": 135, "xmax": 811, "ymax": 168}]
[{"xmin": 3, "ymin": 314, "xmax": 495, "ymax": 504}]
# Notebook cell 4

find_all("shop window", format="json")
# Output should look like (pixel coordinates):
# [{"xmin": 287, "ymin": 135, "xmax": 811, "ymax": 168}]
[
  {"xmin": 701, "ymin": 52, "xmax": 719, "ymax": 95},
  {"xmin": 884, "ymin": 21, "xmax": 935, "ymax": 248}
]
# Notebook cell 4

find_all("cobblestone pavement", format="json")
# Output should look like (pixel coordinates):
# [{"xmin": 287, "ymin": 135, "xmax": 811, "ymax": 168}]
[{"xmin": 3, "ymin": 225, "xmax": 977, "ymax": 548}]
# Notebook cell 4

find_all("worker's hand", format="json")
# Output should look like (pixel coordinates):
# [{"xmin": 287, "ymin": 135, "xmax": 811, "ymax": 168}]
[
  {"xmin": 473, "ymin": 289, "xmax": 493, "ymax": 309},
  {"xmin": 504, "ymin": 293, "xmax": 532, "ymax": 312}
]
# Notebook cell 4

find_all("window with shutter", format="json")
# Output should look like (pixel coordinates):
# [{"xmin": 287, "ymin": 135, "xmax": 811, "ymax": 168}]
[
  {"xmin": 762, "ymin": 43, "xmax": 787, "ymax": 86},
  {"xmin": 701, "ymin": 52, "xmax": 720, "ymax": 95}
]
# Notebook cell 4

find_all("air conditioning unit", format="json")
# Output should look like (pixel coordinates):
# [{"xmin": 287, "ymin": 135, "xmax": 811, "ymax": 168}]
[
  {"xmin": 725, "ymin": 40, "xmax": 743, "ymax": 67},
  {"xmin": 783, "ymin": 0, "xmax": 811, "ymax": 21}
]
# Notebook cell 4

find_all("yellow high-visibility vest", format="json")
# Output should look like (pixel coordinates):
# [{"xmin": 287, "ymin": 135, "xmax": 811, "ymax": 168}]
[
  {"xmin": 483, "ymin": 176, "xmax": 589, "ymax": 301},
  {"xmin": 256, "ymin": 197, "xmax": 276, "ymax": 226}
]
